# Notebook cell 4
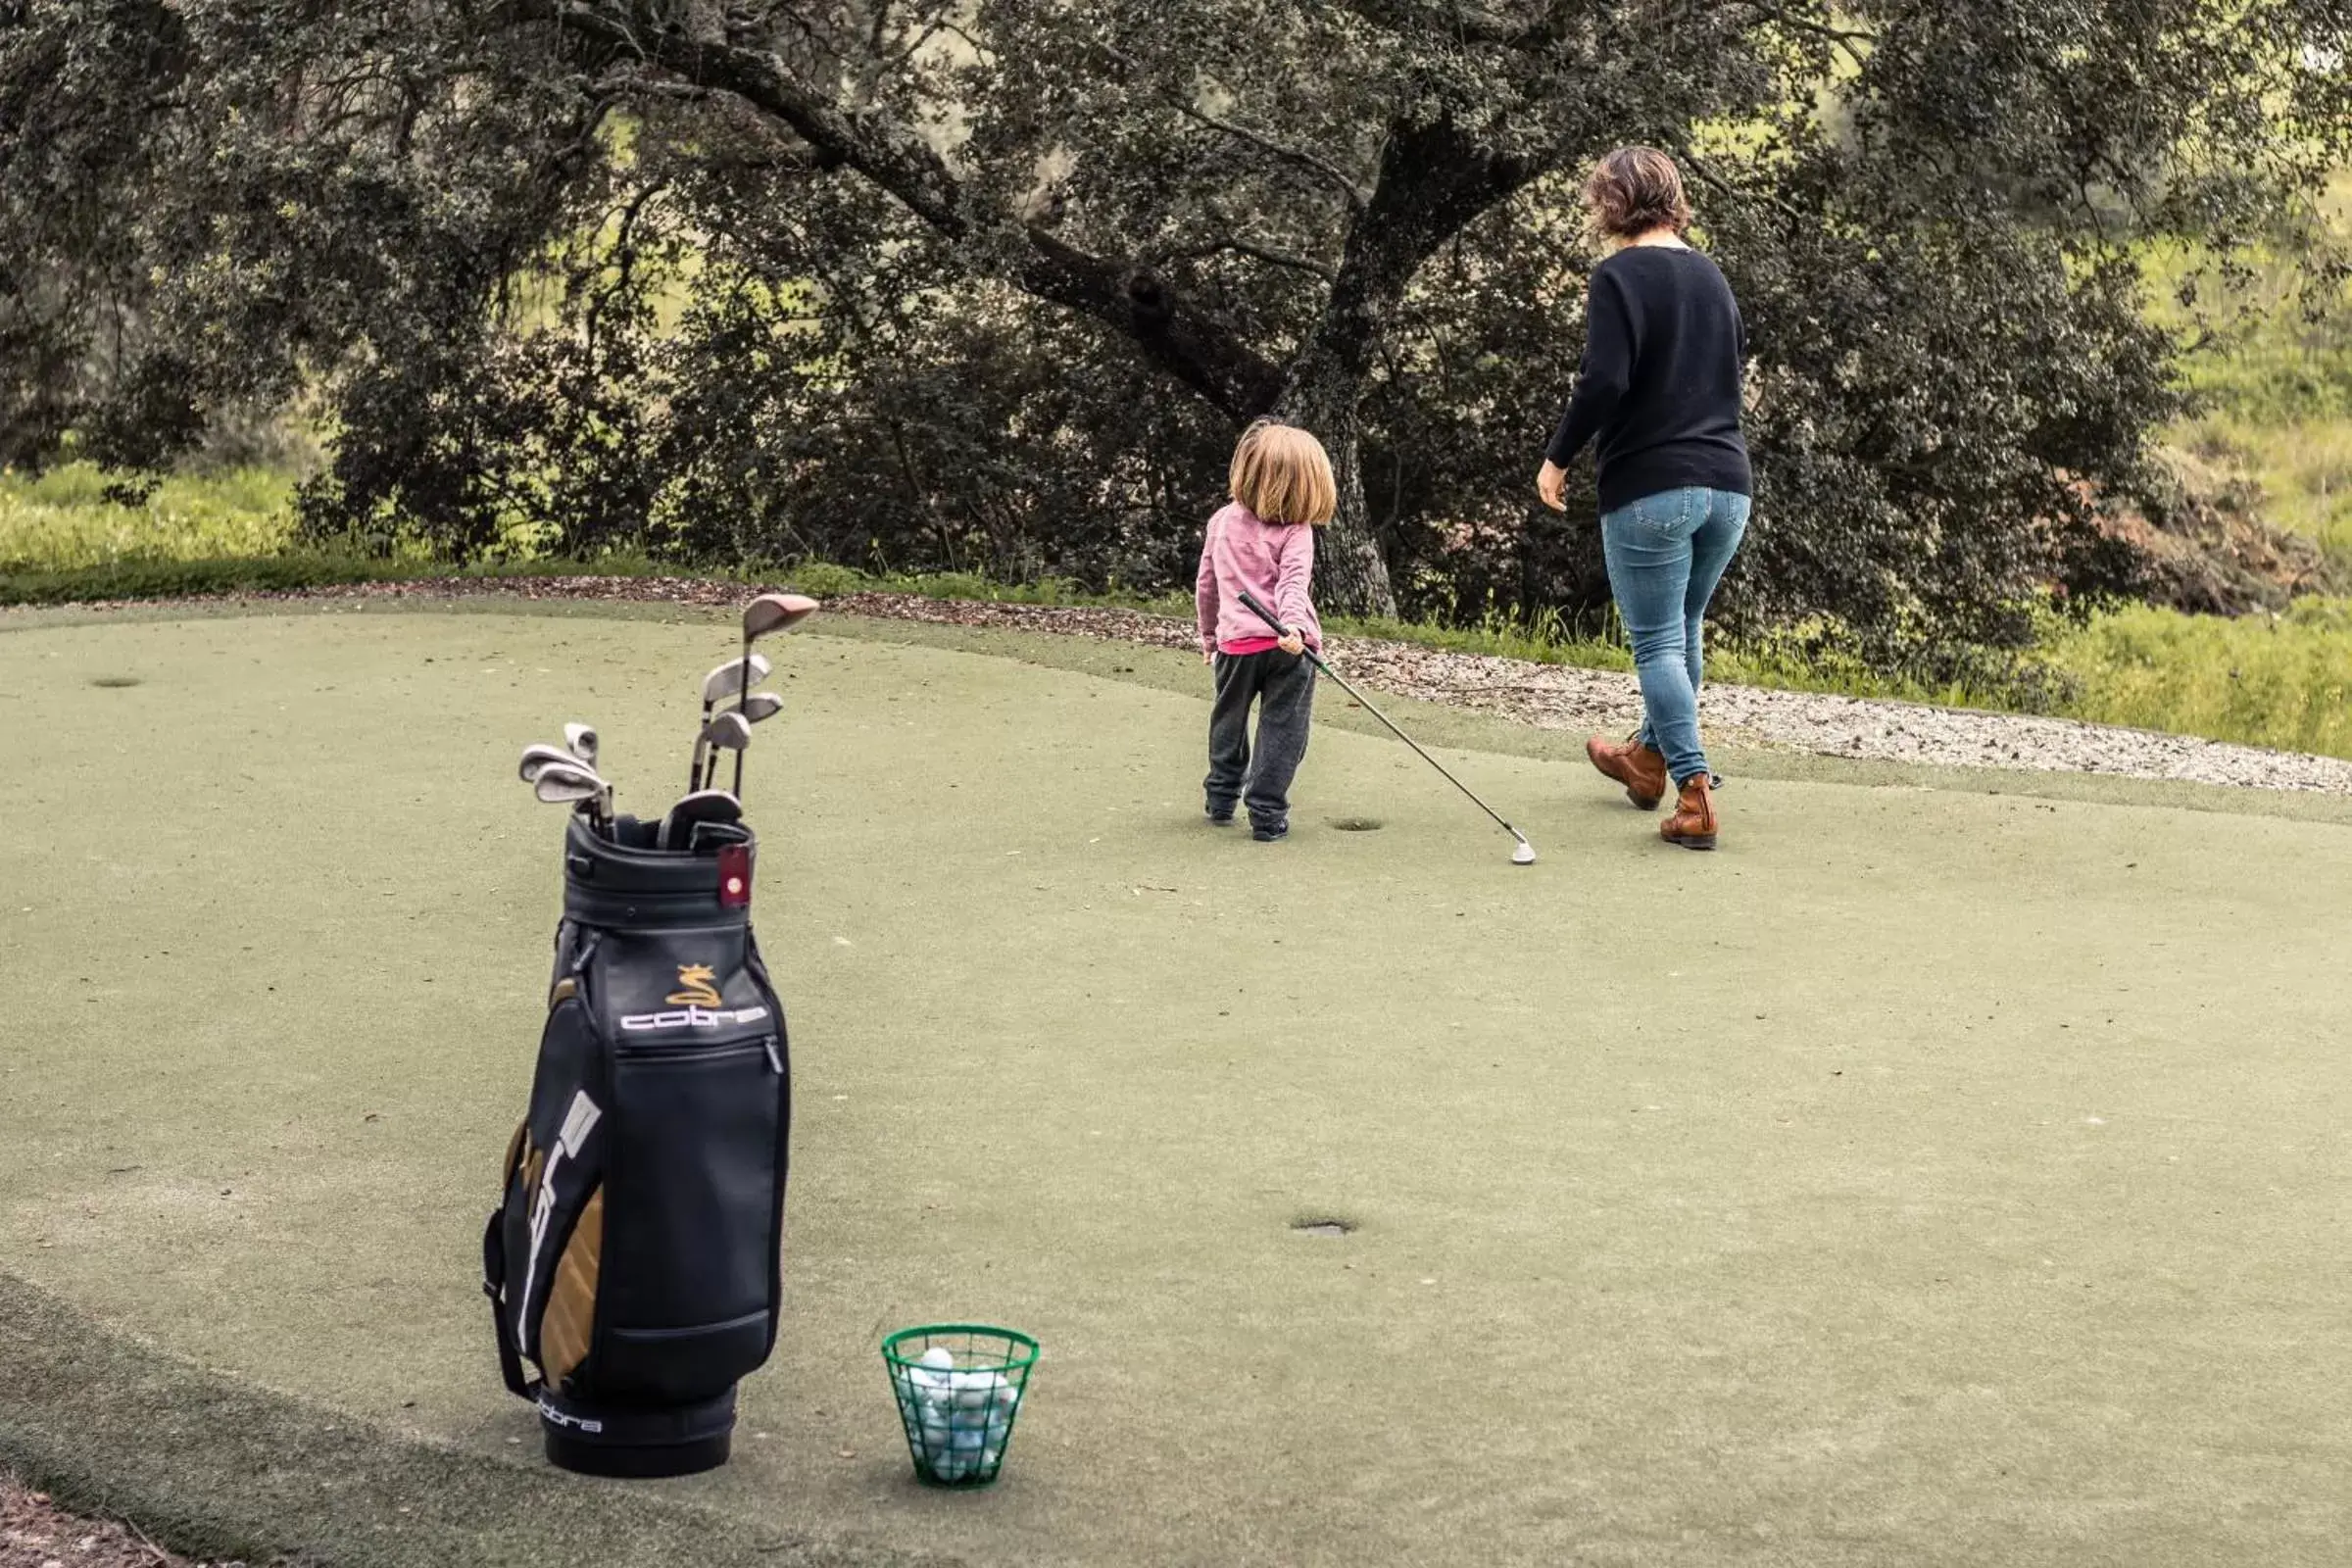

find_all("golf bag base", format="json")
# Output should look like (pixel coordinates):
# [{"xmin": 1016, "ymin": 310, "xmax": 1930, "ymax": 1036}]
[
  {"xmin": 539, "ymin": 1388, "xmax": 736, "ymax": 1479},
  {"xmin": 485, "ymin": 810, "xmax": 790, "ymax": 1477}
]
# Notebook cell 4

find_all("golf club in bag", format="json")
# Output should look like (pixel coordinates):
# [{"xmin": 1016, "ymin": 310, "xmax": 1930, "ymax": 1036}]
[
  {"xmin": 483, "ymin": 808, "xmax": 791, "ymax": 1478},
  {"xmin": 1236, "ymin": 588, "xmax": 1537, "ymax": 865}
]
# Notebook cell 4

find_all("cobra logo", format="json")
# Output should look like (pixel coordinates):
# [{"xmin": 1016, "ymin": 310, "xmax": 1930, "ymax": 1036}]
[
  {"xmin": 665, "ymin": 963, "xmax": 724, "ymax": 1006},
  {"xmin": 618, "ymin": 1003, "xmax": 771, "ymax": 1032},
  {"xmin": 618, "ymin": 962, "xmax": 768, "ymax": 1032}
]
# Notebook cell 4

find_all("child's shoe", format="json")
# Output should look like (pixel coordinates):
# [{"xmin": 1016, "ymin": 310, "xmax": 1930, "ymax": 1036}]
[
  {"xmin": 1205, "ymin": 800, "xmax": 1236, "ymax": 825},
  {"xmin": 1250, "ymin": 818, "xmax": 1289, "ymax": 842}
]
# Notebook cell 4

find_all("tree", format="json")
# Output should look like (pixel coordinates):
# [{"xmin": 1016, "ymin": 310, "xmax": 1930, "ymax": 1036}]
[{"xmin": 6, "ymin": 0, "xmax": 2351, "ymax": 654}]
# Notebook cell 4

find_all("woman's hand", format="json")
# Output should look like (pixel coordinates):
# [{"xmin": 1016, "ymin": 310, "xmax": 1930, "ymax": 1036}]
[
  {"xmin": 1536, "ymin": 461, "xmax": 1570, "ymax": 513},
  {"xmin": 1278, "ymin": 631, "xmax": 1305, "ymax": 657}
]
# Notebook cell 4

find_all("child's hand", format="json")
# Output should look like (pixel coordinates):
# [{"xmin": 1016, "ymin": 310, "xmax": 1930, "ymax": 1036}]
[
  {"xmin": 1278, "ymin": 630, "xmax": 1305, "ymax": 657},
  {"xmin": 1202, "ymin": 647, "xmax": 1215, "ymax": 665}
]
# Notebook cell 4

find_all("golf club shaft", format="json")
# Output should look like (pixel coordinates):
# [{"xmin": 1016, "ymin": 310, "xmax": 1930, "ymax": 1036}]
[
  {"xmin": 1235, "ymin": 588, "xmax": 1525, "ymax": 843},
  {"xmin": 734, "ymin": 631, "xmax": 753, "ymax": 801},
  {"xmin": 691, "ymin": 699, "xmax": 713, "ymax": 791}
]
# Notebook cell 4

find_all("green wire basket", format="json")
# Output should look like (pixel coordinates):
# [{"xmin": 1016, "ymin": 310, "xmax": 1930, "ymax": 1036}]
[{"xmin": 881, "ymin": 1324, "xmax": 1040, "ymax": 1489}]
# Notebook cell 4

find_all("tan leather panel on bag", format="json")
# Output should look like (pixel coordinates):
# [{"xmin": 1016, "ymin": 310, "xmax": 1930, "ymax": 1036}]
[
  {"xmin": 540, "ymin": 1186, "xmax": 604, "ymax": 1389},
  {"xmin": 502, "ymin": 1121, "xmax": 528, "ymax": 1187}
]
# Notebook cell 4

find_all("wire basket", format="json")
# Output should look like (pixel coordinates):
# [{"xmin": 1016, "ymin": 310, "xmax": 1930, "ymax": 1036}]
[{"xmin": 881, "ymin": 1324, "xmax": 1039, "ymax": 1488}]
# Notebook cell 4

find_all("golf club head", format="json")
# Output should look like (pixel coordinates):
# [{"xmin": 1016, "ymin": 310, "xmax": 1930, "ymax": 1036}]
[
  {"xmin": 564, "ymin": 722, "xmax": 598, "ymax": 767},
  {"xmin": 700, "ymin": 710, "xmax": 754, "ymax": 754},
  {"xmin": 736, "ymin": 691, "xmax": 784, "ymax": 724},
  {"xmin": 700, "ymin": 655, "xmax": 772, "ymax": 707},
  {"xmin": 742, "ymin": 592, "xmax": 819, "ymax": 643},
  {"xmin": 657, "ymin": 788, "xmax": 743, "ymax": 852},
  {"xmin": 533, "ymin": 763, "xmax": 605, "ymax": 807},
  {"xmin": 518, "ymin": 744, "xmax": 580, "ymax": 782}
]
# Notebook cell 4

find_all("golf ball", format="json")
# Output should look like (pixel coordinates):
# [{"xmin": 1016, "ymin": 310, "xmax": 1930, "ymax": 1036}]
[{"xmin": 919, "ymin": 1346, "xmax": 956, "ymax": 1373}]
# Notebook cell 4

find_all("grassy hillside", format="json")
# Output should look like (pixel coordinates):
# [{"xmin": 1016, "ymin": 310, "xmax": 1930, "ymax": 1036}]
[{"xmin": 2148, "ymin": 175, "xmax": 2352, "ymax": 565}]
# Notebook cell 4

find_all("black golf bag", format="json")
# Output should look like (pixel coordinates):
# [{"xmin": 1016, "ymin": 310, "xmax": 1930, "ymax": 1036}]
[{"xmin": 483, "ymin": 811, "xmax": 791, "ymax": 1477}]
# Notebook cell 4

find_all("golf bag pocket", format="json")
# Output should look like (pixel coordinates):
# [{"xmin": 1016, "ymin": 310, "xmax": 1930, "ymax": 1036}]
[{"xmin": 594, "ymin": 1036, "xmax": 786, "ymax": 1404}]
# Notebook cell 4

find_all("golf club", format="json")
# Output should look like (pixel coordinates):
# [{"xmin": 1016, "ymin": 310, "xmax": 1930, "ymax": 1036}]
[
  {"xmin": 530, "ymin": 759, "xmax": 613, "ymax": 834},
  {"xmin": 1237, "ymin": 587, "xmax": 1537, "ymax": 865},
  {"xmin": 694, "ymin": 710, "xmax": 754, "ymax": 795},
  {"xmin": 564, "ymin": 722, "xmax": 598, "ymax": 769},
  {"xmin": 730, "ymin": 594, "xmax": 820, "ymax": 797},
  {"xmin": 518, "ymin": 743, "xmax": 580, "ymax": 783},
  {"xmin": 658, "ymin": 788, "xmax": 743, "ymax": 852},
  {"xmin": 703, "ymin": 691, "xmax": 785, "ymax": 790},
  {"xmin": 689, "ymin": 655, "xmax": 772, "ymax": 790}
]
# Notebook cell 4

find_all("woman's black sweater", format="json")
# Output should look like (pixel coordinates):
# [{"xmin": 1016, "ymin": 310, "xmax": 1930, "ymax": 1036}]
[{"xmin": 1545, "ymin": 245, "xmax": 1751, "ymax": 514}]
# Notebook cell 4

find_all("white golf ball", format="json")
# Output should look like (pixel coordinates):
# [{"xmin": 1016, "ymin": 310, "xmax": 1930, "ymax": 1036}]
[
  {"xmin": 919, "ymin": 1346, "xmax": 956, "ymax": 1372},
  {"xmin": 982, "ymin": 1447, "xmax": 1001, "ymax": 1471},
  {"xmin": 950, "ymin": 1425, "xmax": 987, "ymax": 1451}
]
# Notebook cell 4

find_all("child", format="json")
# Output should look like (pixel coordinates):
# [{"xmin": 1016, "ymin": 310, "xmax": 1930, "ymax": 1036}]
[{"xmin": 1194, "ymin": 418, "xmax": 1335, "ymax": 842}]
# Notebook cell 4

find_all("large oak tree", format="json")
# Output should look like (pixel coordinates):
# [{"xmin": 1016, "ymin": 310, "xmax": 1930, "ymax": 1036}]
[{"xmin": 5, "ymin": 0, "xmax": 2350, "ymax": 653}]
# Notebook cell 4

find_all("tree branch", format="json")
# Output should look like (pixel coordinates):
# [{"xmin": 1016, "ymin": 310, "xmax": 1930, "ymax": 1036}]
[
  {"xmin": 1155, "ymin": 236, "xmax": 1340, "ymax": 281},
  {"xmin": 508, "ymin": 0, "xmax": 1285, "ymax": 418},
  {"xmin": 1322, "ymin": 0, "xmax": 1559, "ymax": 49},
  {"xmin": 1016, "ymin": 230, "xmax": 1286, "ymax": 415},
  {"xmin": 1724, "ymin": 0, "xmax": 1875, "ymax": 64},
  {"xmin": 1103, "ymin": 46, "xmax": 1369, "ymax": 209}
]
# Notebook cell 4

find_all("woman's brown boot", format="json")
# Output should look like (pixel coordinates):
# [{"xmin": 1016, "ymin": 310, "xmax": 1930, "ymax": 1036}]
[
  {"xmin": 1586, "ymin": 733, "xmax": 1668, "ymax": 810},
  {"xmin": 1660, "ymin": 773, "xmax": 1718, "ymax": 850}
]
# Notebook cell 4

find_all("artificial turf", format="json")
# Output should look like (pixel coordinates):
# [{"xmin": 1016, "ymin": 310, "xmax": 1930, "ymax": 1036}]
[{"xmin": 1, "ymin": 604, "xmax": 2346, "ymax": 1567}]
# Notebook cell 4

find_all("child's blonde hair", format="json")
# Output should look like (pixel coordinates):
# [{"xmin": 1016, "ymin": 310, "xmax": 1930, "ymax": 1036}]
[{"xmin": 1229, "ymin": 418, "xmax": 1338, "ymax": 526}]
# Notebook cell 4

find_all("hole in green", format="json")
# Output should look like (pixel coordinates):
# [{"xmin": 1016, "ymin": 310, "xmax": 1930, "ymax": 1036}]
[
  {"xmin": 1328, "ymin": 817, "xmax": 1382, "ymax": 833},
  {"xmin": 1292, "ymin": 1218, "xmax": 1354, "ymax": 1238},
  {"xmin": 90, "ymin": 676, "xmax": 141, "ymax": 689}
]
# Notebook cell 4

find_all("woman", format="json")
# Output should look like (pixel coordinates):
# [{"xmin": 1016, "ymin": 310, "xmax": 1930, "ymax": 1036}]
[{"xmin": 1538, "ymin": 146, "xmax": 1751, "ymax": 851}]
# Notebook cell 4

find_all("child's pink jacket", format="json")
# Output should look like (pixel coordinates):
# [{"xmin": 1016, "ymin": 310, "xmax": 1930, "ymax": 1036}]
[{"xmin": 1194, "ymin": 503, "xmax": 1323, "ymax": 656}]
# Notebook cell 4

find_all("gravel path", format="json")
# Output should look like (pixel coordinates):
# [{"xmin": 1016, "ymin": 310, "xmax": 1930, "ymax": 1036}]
[{"xmin": 22, "ymin": 573, "xmax": 2352, "ymax": 796}]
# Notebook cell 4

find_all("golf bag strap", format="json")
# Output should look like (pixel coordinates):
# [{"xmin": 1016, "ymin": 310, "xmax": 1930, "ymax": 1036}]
[{"xmin": 481, "ymin": 1210, "xmax": 541, "ymax": 1401}]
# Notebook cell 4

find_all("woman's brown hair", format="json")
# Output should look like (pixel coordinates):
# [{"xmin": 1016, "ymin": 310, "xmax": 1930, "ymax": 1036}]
[
  {"xmin": 1584, "ymin": 146, "xmax": 1693, "ymax": 241},
  {"xmin": 1228, "ymin": 417, "xmax": 1338, "ymax": 526}
]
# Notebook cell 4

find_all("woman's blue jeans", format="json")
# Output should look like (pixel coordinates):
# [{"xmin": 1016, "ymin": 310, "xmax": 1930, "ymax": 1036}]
[{"xmin": 1599, "ymin": 486, "xmax": 1751, "ymax": 786}]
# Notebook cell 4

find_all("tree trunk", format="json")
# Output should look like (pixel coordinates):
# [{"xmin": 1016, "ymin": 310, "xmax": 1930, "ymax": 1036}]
[{"xmin": 1276, "ymin": 352, "xmax": 1394, "ymax": 618}]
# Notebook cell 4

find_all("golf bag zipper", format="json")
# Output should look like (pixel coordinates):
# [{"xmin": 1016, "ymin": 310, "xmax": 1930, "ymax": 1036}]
[{"xmin": 611, "ymin": 1036, "xmax": 781, "ymax": 1072}]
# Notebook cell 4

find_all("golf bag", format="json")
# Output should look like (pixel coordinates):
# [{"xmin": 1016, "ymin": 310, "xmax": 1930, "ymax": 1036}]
[{"xmin": 482, "ymin": 811, "xmax": 791, "ymax": 1477}]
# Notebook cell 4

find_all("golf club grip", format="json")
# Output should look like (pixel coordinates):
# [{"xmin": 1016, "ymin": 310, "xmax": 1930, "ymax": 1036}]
[{"xmin": 1236, "ymin": 587, "xmax": 1290, "ymax": 638}]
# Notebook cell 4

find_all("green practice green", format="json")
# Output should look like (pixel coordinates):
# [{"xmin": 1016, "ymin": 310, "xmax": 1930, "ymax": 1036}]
[{"xmin": 1, "ymin": 608, "xmax": 2346, "ymax": 1567}]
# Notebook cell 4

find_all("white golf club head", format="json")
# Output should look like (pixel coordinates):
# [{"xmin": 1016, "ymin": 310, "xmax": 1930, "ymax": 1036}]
[
  {"xmin": 519, "ymin": 744, "xmax": 579, "ymax": 782},
  {"xmin": 701, "ymin": 710, "xmax": 754, "ymax": 753},
  {"xmin": 564, "ymin": 723, "xmax": 598, "ymax": 767},
  {"xmin": 533, "ymin": 764, "xmax": 604, "ymax": 807},
  {"xmin": 701, "ymin": 655, "xmax": 771, "ymax": 707},
  {"xmin": 737, "ymin": 691, "xmax": 784, "ymax": 724}
]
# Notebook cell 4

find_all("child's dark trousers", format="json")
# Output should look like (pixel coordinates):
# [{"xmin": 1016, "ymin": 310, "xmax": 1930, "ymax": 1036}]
[{"xmin": 1205, "ymin": 648, "xmax": 1316, "ymax": 832}]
